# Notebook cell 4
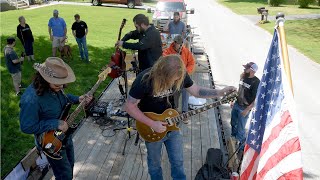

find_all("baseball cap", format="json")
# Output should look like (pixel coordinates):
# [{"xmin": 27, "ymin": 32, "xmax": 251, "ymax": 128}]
[
  {"xmin": 53, "ymin": 9, "xmax": 59, "ymax": 14},
  {"xmin": 7, "ymin": 37, "xmax": 15, "ymax": 44},
  {"xmin": 243, "ymin": 62, "xmax": 258, "ymax": 72},
  {"xmin": 173, "ymin": 35, "xmax": 183, "ymax": 44}
]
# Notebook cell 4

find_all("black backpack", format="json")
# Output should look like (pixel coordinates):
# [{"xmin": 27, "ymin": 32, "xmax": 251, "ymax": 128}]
[{"xmin": 195, "ymin": 148, "xmax": 230, "ymax": 180}]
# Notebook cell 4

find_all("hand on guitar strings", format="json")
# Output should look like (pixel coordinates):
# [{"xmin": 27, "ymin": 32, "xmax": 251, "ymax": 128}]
[
  {"xmin": 79, "ymin": 94, "xmax": 93, "ymax": 105},
  {"xmin": 115, "ymin": 40, "xmax": 123, "ymax": 48},
  {"xmin": 58, "ymin": 120, "xmax": 69, "ymax": 132},
  {"xmin": 150, "ymin": 121, "xmax": 168, "ymax": 133}
]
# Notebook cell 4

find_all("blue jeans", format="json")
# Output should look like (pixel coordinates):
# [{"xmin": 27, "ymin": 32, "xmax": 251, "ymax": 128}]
[
  {"xmin": 231, "ymin": 102, "xmax": 249, "ymax": 145},
  {"xmin": 75, "ymin": 36, "xmax": 89, "ymax": 61},
  {"xmin": 145, "ymin": 131, "xmax": 186, "ymax": 180},
  {"xmin": 46, "ymin": 137, "xmax": 74, "ymax": 180},
  {"xmin": 182, "ymin": 89, "xmax": 189, "ymax": 112}
]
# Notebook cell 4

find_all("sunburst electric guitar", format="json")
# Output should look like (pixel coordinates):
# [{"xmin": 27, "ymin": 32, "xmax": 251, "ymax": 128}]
[
  {"xmin": 136, "ymin": 92, "xmax": 237, "ymax": 142},
  {"xmin": 39, "ymin": 67, "xmax": 111, "ymax": 160}
]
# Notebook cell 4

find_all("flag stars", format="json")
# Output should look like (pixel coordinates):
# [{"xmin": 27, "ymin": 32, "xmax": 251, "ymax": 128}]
[
  {"xmin": 272, "ymin": 54, "xmax": 277, "ymax": 60},
  {"xmin": 252, "ymin": 108, "xmax": 257, "ymax": 113},
  {"xmin": 273, "ymin": 89, "xmax": 277, "ymax": 95},
  {"xmin": 269, "ymin": 78, "xmax": 274, "ymax": 84},
  {"xmin": 260, "ymin": 104, "xmax": 264, "ymax": 110},
  {"xmin": 276, "ymin": 76, "xmax": 281, "ymax": 82},
  {"xmin": 267, "ymin": 111, "xmax": 272, "ymax": 117},
  {"xmin": 263, "ymin": 69, "xmax": 269, "ymax": 76},
  {"xmin": 251, "ymin": 139, "xmax": 256, "ymax": 145},
  {"xmin": 270, "ymin": 100, "xmax": 274, "ymax": 106},
  {"xmin": 261, "ymin": 81, "xmax": 267, "ymax": 88},
  {"xmin": 250, "ymin": 129, "xmax": 257, "ymax": 135},
  {"xmin": 261, "ymin": 93, "xmax": 266, "ymax": 99},
  {"xmin": 256, "ymin": 144, "xmax": 260, "ymax": 149},
  {"xmin": 273, "ymin": 40, "xmax": 278, "ymax": 47},
  {"xmin": 267, "ymin": 89, "xmax": 272, "ymax": 94},
  {"xmin": 251, "ymin": 118, "xmax": 257, "ymax": 125},
  {"xmin": 257, "ymin": 135, "xmax": 261, "ymax": 139},
  {"xmin": 259, "ymin": 125, "xmax": 262, "ymax": 130},
  {"xmin": 277, "ymin": 64, "xmax": 281, "ymax": 70},
  {"xmin": 260, "ymin": 115, "xmax": 263, "ymax": 119},
  {"xmin": 270, "ymin": 67, "xmax": 276, "ymax": 72}
]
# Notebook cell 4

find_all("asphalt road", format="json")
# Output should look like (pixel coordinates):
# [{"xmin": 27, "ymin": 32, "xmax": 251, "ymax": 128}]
[{"xmin": 185, "ymin": 0, "xmax": 320, "ymax": 178}]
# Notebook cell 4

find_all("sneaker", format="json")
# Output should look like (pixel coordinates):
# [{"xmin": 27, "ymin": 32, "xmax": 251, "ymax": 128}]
[
  {"xmin": 19, "ymin": 84, "xmax": 26, "ymax": 89},
  {"xmin": 182, "ymin": 118, "xmax": 190, "ymax": 124}
]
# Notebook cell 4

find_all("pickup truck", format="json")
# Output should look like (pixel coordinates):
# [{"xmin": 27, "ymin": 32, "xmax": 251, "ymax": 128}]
[{"xmin": 147, "ymin": 0, "xmax": 194, "ymax": 32}]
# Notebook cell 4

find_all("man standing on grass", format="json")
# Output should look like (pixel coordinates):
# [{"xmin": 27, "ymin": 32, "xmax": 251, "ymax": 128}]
[
  {"xmin": 48, "ymin": 9, "xmax": 67, "ymax": 57},
  {"xmin": 72, "ymin": 14, "xmax": 89, "ymax": 63},
  {"xmin": 4, "ymin": 37, "xmax": 24, "ymax": 96}
]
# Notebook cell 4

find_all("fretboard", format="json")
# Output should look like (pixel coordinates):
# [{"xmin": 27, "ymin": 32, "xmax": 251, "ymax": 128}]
[
  {"xmin": 66, "ymin": 80, "xmax": 102, "ymax": 126},
  {"xmin": 171, "ymin": 101, "xmax": 222, "ymax": 123}
]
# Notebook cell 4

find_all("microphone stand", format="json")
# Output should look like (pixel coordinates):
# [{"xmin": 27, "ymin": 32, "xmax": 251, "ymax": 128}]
[{"xmin": 112, "ymin": 53, "xmax": 140, "ymax": 155}]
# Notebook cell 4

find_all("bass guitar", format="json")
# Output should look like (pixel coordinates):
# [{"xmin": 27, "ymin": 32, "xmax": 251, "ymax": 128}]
[
  {"xmin": 108, "ymin": 18, "xmax": 127, "ymax": 79},
  {"xmin": 39, "ymin": 67, "xmax": 111, "ymax": 159},
  {"xmin": 136, "ymin": 92, "xmax": 237, "ymax": 142}
]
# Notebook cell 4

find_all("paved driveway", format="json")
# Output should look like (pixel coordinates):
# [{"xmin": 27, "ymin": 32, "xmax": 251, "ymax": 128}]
[{"xmin": 186, "ymin": 0, "xmax": 320, "ymax": 178}]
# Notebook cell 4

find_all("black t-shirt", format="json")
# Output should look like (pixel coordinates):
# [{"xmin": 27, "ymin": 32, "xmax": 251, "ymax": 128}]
[
  {"xmin": 237, "ymin": 76, "xmax": 260, "ymax": 107},
  {"xmin": 17, "ymin": 24, "xmax": 34, "ymax": 44},
  {"xmin": 71, "ymin": 21, "xmax": 87, "ymax": 38},
  {"xmin": 129, "ymin": 69, "xmax": 194, "ymax": 114}
]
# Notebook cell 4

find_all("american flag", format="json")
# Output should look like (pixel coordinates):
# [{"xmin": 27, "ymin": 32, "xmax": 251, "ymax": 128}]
[{"xmin": 240, "ymin": 29, "xmax": 303, "ymax": 179}]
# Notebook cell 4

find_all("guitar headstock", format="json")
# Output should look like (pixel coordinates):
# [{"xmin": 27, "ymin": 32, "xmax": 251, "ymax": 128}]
[
  {"xmin": 221, "ymin": 91, "xmax": 238, "ymax": 104},
  {"xmin": 120, "ymin": 19, "xmax": 127, "ymax": 30},
  {"xmin": 98, "ymin": 67, "xmax": 112, "ymax": 81}
]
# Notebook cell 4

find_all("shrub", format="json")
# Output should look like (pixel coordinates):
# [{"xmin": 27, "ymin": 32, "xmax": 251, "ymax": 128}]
[
  {"xmin": 297, "ymin": 0, "xmax": 315, "ymax": 7},
  {"xmin": 268, "ymin": 0, "xmax": 284, "ymax": 6}
]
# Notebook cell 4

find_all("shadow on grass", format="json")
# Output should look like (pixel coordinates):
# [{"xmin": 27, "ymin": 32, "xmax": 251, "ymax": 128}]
[{"xmin": 1, "ymin": 34, "xmax": 115, "ymax": 178}]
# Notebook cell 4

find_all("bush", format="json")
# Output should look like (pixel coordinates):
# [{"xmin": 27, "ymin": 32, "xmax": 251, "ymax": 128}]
[
  {"xmin": 268, "ymin": 0, "xmax": 284, "ymax": 6},
  {"xmin": 297, "ymin": 0, "xmax": 315, "ymax": 7}
]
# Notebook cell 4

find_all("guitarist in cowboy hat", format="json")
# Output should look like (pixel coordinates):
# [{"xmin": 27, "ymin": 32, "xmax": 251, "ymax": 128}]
[
  {"xmin": 124, "ymin": 54, "xmax": 236, "ymax": 180},
  {"xmin": 19, "ymin": 57, "xmax": 92, "ymax": 180}
]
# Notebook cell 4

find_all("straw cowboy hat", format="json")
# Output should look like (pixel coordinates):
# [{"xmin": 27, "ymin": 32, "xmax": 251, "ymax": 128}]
[{"xmin": 33, "ymin": 57, "xmax": 76, "ymax": 84}]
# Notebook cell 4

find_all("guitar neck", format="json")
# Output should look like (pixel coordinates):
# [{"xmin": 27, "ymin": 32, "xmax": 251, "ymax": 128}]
[
  {"xmin": 65, "ymin": 79, "xmax": 103, "ymax": 126},
  {"xmin": 172, "ymin": 101, "xmax": 222, "ymax": 123}
]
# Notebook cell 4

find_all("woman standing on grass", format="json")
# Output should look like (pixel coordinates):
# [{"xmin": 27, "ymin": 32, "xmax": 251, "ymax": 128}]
[{"xmin": 17, "ymin": 16, "xmax": 35, "ymax": 61}]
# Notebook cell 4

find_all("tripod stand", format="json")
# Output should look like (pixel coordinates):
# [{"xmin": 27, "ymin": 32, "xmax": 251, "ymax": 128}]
[{"xmin": 112, "ymin": 56, "xmax": 140, "ymax": 155}]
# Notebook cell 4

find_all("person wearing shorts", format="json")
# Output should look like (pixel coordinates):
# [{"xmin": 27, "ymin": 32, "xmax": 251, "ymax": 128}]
[{"xmin": 48, "ymin": 9, "xmax": 67, "ymax": 57}]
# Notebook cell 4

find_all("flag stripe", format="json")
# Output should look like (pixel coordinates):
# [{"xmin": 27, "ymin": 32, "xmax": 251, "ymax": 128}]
[
  {"xmin": 257, "ymin": 137, "xmax": 301, "ymax": 179},
  {"xmin": 260, "ymin": 111, "xmax": 292, "ymax": 157},
  {"xmin": 240, "ymin": 147, "xmax": 255, "ymax": 176},
  {"xmin": 258, "ymin": 113, "xmax": 299, "ymax": 171},
  {"xmin": 278, "ymin": 167, "xmax": 303, "ymax": 180},
  {"xmin": 240, "ymin": 151, "xmax": 259, "ymax": 179},
  {"xmin": 265, "ymin": 152, "xmax": 303, "ymax": 179}
]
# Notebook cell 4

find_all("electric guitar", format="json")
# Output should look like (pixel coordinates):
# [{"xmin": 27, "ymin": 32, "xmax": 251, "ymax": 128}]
[
  {"xmin": 136, "ymin": 92, "xmax": 237, "ymax": 142},
  {"xmin": 39, "ymin": 67, "xmax": 111, "ymax": 160}
]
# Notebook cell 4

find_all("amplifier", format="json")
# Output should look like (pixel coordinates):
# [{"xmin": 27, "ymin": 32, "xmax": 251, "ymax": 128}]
[{"xmin": 87, "ymin": 101, "xmax": 109, "ymax": 117}]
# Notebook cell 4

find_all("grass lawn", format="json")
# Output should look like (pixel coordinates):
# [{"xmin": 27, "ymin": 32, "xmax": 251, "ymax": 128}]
[
  {"xmin": 259, "ymin": 19, "xmax": 320, "ymax": 63},
  {"xmin": 0, "ymin": 4, "xmax": 147, "ymax": 177},
  {"xmin": 217, "ymin": 0, "xmax": 320, "ymax": 15}
]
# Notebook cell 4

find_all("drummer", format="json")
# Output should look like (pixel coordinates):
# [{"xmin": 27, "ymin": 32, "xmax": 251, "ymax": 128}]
[{"xmin": 163, "ymin": 12, "xmax": 186, "ymax": 37}]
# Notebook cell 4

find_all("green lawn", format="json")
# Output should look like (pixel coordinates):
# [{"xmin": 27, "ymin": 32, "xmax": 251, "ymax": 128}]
[
  {"xmin": 0, "ymin": 5, "xmax": 147, "ymax": 177},
  {"xmin": 218, "ymin": 0, "xmax": 320, "ymax": 15},
  {"xmin": 259, "ymin": 19, "xmax": 320, "ymax": 63}
]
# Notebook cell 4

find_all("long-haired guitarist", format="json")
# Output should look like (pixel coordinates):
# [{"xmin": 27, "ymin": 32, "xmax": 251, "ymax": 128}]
[
  {"xmin": 124, "ymin": 54, "xmax": 236, "ymax": 180},
  {"xmin": 19, "ymin": 57, "xmax": 92, "ymax": 180}
]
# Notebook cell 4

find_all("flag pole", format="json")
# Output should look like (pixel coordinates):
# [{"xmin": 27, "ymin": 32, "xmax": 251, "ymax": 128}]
[{"xmin": 276, "ymin": 13, "xmax": 294, "ymax": 95}]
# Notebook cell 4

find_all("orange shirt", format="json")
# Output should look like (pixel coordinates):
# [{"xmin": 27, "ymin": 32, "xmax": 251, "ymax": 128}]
[{"xmin": 163, "ymin": 43, "xmax": 195, "ymax": 74}]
